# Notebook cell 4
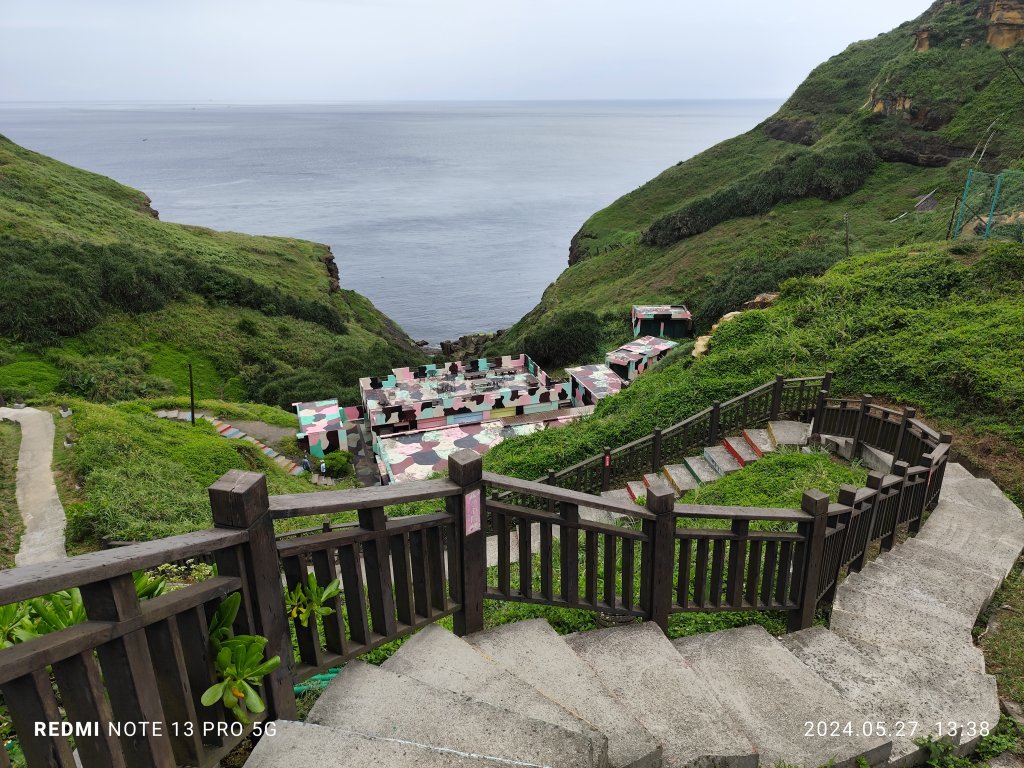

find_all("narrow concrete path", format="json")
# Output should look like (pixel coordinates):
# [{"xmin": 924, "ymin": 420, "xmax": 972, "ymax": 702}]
[{"xmin": 0, "ymin": 407, "xmax": 67, "ymax": 565}]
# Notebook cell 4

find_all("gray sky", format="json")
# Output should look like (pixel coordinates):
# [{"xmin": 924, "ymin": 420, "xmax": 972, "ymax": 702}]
[{"xmin": 1, "ymin": 1, "xmax": 931, "ymax": 102}]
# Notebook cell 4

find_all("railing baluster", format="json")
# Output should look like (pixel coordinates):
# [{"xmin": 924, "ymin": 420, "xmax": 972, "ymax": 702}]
[
  {"xmin": 358, "ymin": 505, "xmax": 398, "ymax": 637},
  {"xmin": 283, "ymin": 553, "xmax": 325, "ymax": 667},
  {"xmin": 52, "ymin": 651, "xmax": 128, "ymax": 768},
  {"xmin": 694, "ymin": 539, "xmax": 709, "ymax": 608},
  {"xmin": 761, "ymin": 541, "xmax": 777, "ymax": 607},
  {"xmin": 410, "ymin": 529, "xmax": 433, "ymax": 618},
  {"xmin": 585, "ymin": 530, "xmax": 598, "ymax": 607},
  {"xmin": 143, "ymin": 619, "xmax": 206, "ymax": 766},
  {"xmin": 710, "ymin": 539, "xmax": 726, "ymax": 608},
  {"xmin": 676, "ymin": 538, "xmax": 692, "ymax": 609},
  {"xmin": 177, "ymin": 605, "xmax": 223, "ymax": 748},
  {"xmin": 728, "ymin": 520, "xmax": 748, "ymax": 608},
  {"xmin": 496, "ymin": 507, "xmax": 510, "ymax": 596},
  {"xmin": 746, "ymin": 539, "xmax": 763, "ymax": 608},
  {"xmin": 560, "ymin": 502, "xmax": 580, "ymax": 605},
  {"xmin": 603, "ymin": 533, "xmax": 617, "ymax": 609},
  {"xmin": 338, "ymin": 543, "xmax": 370, "ymax": 645},
  {"xmin": 427, "ymin": 526, "xmax": 447, "ymax": 611},
  {"xmin": 390, "ymin": 532, "xmax": 416, "ymax": 627},
  {"xmin": 519, "ymin": 520, "xmax": 534, "ymax": 599},
  {"xmin": 622, "ymin": 539, "xmax": 635, "ymax": 611},
  {"xmin": 540, "ymin": 522, "xmax": 554, "ymax": 601},
  {"xmin": 2, "ymin": 669, "xmax": 77, "ymax": 767}
]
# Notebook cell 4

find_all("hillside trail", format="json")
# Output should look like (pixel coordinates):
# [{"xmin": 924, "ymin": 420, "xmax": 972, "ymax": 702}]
[{"xmin": 0, "ymin": 406, "xmax": 67, "ymax": 565}]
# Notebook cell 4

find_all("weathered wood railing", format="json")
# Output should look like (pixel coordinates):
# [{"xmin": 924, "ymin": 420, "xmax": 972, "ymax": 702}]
[
  {"xmin": 0, "ymin": 380, "xmax": 957, "ymax": 767},
  {"xmin": 531, "ymin": 373, "xmax": 829, "ymax": 498}
]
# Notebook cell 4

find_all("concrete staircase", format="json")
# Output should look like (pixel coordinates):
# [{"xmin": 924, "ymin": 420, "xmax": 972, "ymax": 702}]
[
  {"xmin": 247, "ymin": 461, "xmax": 1024, "ymax": 768},
  {"xmin": 630, "ymin": 419, "xmax": 812, "ymax": 501}
]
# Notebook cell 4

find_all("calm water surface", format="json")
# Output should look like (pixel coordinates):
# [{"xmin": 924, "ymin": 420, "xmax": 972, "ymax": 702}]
[{"xmin": 0, "ymin": 101, "xmax": 779, "ymax": 341}]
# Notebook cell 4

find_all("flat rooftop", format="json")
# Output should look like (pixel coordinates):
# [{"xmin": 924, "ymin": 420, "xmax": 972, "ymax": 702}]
[
  {"xmin": 632, "ymin": 304, "xmax": 692, "ymax": 320},
  {"xmin": 606, "ymin": 335, "xmax": 678, "ymax": 365}
]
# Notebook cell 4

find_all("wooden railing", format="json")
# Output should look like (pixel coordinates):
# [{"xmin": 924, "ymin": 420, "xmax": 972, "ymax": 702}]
[
  {"xmin": 531, "ymin": 374, "xmax": 829, "ymax": 499},
  {"xmin": 0, "ymin": 379, "xmax": 956, "ymax": 768}
]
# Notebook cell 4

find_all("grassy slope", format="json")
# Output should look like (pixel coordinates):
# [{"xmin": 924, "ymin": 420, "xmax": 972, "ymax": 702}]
[
  {"xmin": 0, "ymin": 421, "xmax": 22, "ymax": 569},
  {"xmin": 490, "ymin": 0, "xmax": 1024, "ymax": 353},
  {"xmin": 485, "ymin": 240, "xmax": 1024, "ymax": 504},
  {"xmin": 0, "ymin": 134, "xmax": 423, "ymax": 407}
]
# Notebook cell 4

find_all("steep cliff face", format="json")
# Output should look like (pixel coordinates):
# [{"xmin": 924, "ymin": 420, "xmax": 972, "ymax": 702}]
[{"xmin": 987, "ymin": 0, "xmax": 1024, "ymax": 46}]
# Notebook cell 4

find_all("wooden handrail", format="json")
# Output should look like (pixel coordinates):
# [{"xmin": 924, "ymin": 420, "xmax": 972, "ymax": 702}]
[
  {"xmin": 482, "ymin": 472, "xmax": 657, "ymax": 520},
  {"xmin": 269, "ymin": 477, "xmax": 461, "ymax": 518},
  {"xmin": 276, "ymin": 511, "xmax": 456, "ymax": 557},
  {"xmin": 673, "ymin": 504, "xmax": 812, "ymax": 523},
  {"xmin": 0, "ymin": 529, "xmax": 247, "ymax": 605}
]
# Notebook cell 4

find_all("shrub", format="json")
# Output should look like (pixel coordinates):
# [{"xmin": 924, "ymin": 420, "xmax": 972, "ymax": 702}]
[
  {"xmin": 322, "ymin": 451, "xmax": 353, "ymax": 478},
  {"xmin": 523, "ymin": 310, "xmax": 601, "ymax": 368}
]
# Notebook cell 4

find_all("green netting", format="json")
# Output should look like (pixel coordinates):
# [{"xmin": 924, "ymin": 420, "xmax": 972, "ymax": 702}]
[{"xmin": 953, "ymin": 168, "xmax": 1024, "ymax": 241}]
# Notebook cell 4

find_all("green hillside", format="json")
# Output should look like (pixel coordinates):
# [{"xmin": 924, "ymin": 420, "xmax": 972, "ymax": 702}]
[
  {"xmin": 0, "ymin": 134, "xmax": 423, "ymax": 408},
  {"xmin": 489, "ymin": 0, "xmax": 1024, "ymax": 359},
  {"xmin": 485, "ymin": 240, "xmax": 1024, "ymax": 505}
]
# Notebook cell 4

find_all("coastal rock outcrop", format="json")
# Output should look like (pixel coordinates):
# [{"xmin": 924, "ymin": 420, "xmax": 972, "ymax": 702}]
[{"xmin": 324, "ymin": 247, "xmax": 341, "ymax": 293}]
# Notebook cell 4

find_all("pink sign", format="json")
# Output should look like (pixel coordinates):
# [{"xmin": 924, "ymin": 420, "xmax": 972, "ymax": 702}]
[{"xmin": 465, "ymin": 489, "xmax": 482, "ymax": 535}]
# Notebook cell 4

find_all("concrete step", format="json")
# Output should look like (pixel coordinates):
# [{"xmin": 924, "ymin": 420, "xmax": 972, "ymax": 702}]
[
  {"xmin": 862, "ymin": 553, "xmax": 1001, "ymax": 621},
  {"xmin": 742, "ymin": 428, "xmax": 773, "ymax": 457},
  {"xmin": 579, "ymin": 489, "xmax": 634, "ymax": 525},
  {"xmin": 467, "ymin": 619, "xmax": 661, "ymax": 768},
  {"xmin": 819, "ymin": 434, "xmax": 855, "ymax": 460},
  {"xmin": 674, "ymin": 625, "xmax": 891, "ymax": 768},
  {"xmin": 626, "ymin": 480, "xmax": 647, "ymax": 502},
  {"xmin": 836, "ymin": 574, "xmax": 975, "ymax": 632},
  {"xmin": 683, "ymin": 455, "xmax": 719, "ymax": 484},
  {"xmin": 704, "ymin": 445, "xmax": 741, "ymax": 475},
  {"xmin": 934, "ymin": 478, "xmax": 1024, "ymax": 522},
  {"xmin": 767, "ymin": 420, "xmax": 811, "ymax": 447},
  {"xmin": 382, "ymin": 625, "xmax": 606, "ymax": 752},
  {"xmin": 723, "ymin": 436, "xmax": 758, "ymax": 466},
  {"xmin": 308, "ymin": 660, "xmax": 605, "ymax": 768},
  {"xmin": 781, "ymin": 626, "xmax": 999, "ymax": 766},
  {"xmin": 829, "ymin": 606, "xmax": 986, "ymax": 675},
  {"xmin": 643, "ymin": 472, "xmax": 672, "ymax": 495},
  {"xmin": 662, "ymin": 464, "xmax": 698, "ymax": 495},
  {"xmin": 245, "ymin": 720, "xmax": 518, "ymax": 768},
  {"xmin": 858, "ymin": 444, "xmax": 894, "ymax": 473},
  {"xmin": 842, "ymin": 566, "xmax": 984, "ymax": 630},
  {"xmin": 913, "ymin": 522, "xmax": 1024, "ymax": 582},
  {"xmin": 565, "ymin": 622, "xmax": 757, "ymax": 768}
]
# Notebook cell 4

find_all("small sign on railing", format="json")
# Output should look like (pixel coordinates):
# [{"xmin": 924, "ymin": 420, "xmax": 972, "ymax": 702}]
[{"xmin": 465, "ymin": 489, "xmax": 481, "ymax": 534}]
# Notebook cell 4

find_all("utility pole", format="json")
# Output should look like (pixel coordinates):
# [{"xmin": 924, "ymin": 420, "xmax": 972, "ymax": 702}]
[
  {"xmin": 188, "ymin": 363, "xmax": 196, "ymax": 426},
  {"xmin": 844, "ymin": 213, "xmax": 850, "ymax": 258}
]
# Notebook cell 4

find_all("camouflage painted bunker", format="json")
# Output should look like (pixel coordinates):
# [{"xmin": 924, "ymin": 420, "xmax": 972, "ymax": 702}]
[
  {"xmin": 605, "ymin": 335, "xmax": 678, "ymax": 382},
  {"xmin": 293, "ymin": 399, "xmax": 345, "ymax": 458},
  {"xmin": 631, "ymin": 304, "xmax": 693, "ymax": 339},
  {"xmin": 566, "ymin": 364, "xmax": 625, "ymax": 407},
  {"xmin": 359, "ymin": 355, "xmax": 572, "ymax": 436}
]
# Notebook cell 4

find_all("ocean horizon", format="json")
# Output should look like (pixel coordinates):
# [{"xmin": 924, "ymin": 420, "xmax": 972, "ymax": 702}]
[{"xmin": 0, "ymin": 99, "xmax": 781, "ymax": 342}]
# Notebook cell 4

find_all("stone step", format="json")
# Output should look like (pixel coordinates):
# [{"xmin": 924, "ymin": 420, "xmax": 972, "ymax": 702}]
[
  {"xmin": 581, "ymin": 490, "xmax": 634, "ymax": 525},
  {"xmin": 742, "ymin": 428, "xmax": 773, "ymax": 457},
  {"xmin": 934, "ymin": 478, "xmax": 1024, "ymax": 522},
  {"xmin": 382, "ymin": 625, "xmax": 606, "ymax": 751},
  {"xmin": 626, "ymin": 480, "xmax": 647, "ymax": 502},
  {"xmin": 467, "ymin": 619, "xmax": 661, "ymax": 768},
  {"xmin": 836, "ymin": 574, "xmax": 975, "ymax": 632},
  {"xmin": 662, "ymin": 464, "xmax": 698, "ymax": 494},
  {"xmin": 723, "ymin": 436, "xmax": 758, "ymax": 466},
  {"xmin": 643, "ymin": 472, "xmax": 672, "ymax": 494},
  {"xmin": 683, "ymin": 455, "xmax": 719, "ymax": 484},
  {"xmin": 565, "ymin": 622, "xmax": 757, "ymax": 768},
  {"xmin": 842, "ymin": 566, "xmax": 984, "ymax": 630},
  {"xmin": 912, "ymin": 523, "xmax": 1024, "ymax": 582},
  {"xmin": 829, "ymin": 606, "xmax": 986, "ymax": 675},
  {"xmin": 781, "ymin": 626, "xmax": 999, "ymax": 766},
  {"xmin": 245, "ymin": 720, "xmax": 517, "ymax": 768},
  {"xmin": 767, "ymin": 420, "xmax": 811, "ymax": 447},
  {"xmin": 858, "ymin": 444, "xmax": 894, "ymax": 473},
  {"xmin": 674, "ymin": 625, "xmax": 891, "ymax": 768},
  {"xmin": 288, "ymin": 465, "xmax": 305, "ymax": 476},
  {"xmin": 308, "ymin": 660, "xmax": 605, "ymax": 768},
  {"xmin": 862, "ymin": 554, "xmax": 1001, "ymax": 621},
  {"xmin": 704, "ymin": 445, "xmax": 741, "ymax": 475},
  {"xmin": 819, "ymin": 434, "xmax": 855, "ymax": 460}
]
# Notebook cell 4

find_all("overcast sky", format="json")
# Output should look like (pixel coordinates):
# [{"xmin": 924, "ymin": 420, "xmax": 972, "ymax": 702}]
[{"xmin": 1, "ymin": 0, "xmax": 931, "ymax": 102}]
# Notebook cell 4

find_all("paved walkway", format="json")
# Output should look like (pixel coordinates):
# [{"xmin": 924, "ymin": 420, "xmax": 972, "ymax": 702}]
[{"xmin": 0, "ymin": 407, "xmax": 67, "ymax": 565}]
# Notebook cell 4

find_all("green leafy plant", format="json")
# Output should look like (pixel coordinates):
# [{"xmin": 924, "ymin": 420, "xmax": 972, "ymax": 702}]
[
  {"xmin": 285, "ymin": 574, "xmax": 341, "ymax": 628},
  {"xmin": 133, "ymin": 570, "xmax": 167, "ymax": 600},
  {"xmin": 974, "ymin": 715, "xmax": 1021, "ymax": 761},
  {"xmin": 29, "ymin": 589, "xmax": 86, "ymax": 634},
  {"xmin": 202, "ymin": 592, "xmax": 280, "ymax": 725},
  {"xmin": 0, "ymin": 603, "xmax": 36, "ymax": 648},
  {"xmin": 322, "ymin": 450, "xmax": 353, "ymax": 478},
  {"xmin": 913, "ymin": 735, "xmax": 973, "ymax": 768}
]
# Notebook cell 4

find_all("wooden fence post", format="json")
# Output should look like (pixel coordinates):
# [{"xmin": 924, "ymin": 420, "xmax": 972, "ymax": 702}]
[
  {"xmin": 209, "ymin": 470, "xmax": 297, "ymax": 720},
  {"xmin": 769, "ymin": 374, "xmax": 785, "ymax": 419},
  {"xmin": 601, "ymin": 446, "xmax": 611, "ymax": 492},
  {"xmin": 709, "ymin": 402, "xmax": 721, "ymax": 444},
  {"xmin": 812, "ymin": 389, "xmax": 828, "ymax": 440},
  {"xmin": 449, "ymin": 450, "xmax": 485, "ymax": 636},
  {"xmin": 652, "ymin": 428, "xmax": 663, "ymax": 472},
  {"xmin": 547, "ymin": 469, "xmax": 557, "ymax": 515},
  {"xmin": 788, "ymin": 489, "xmax": 829, "ymax": 632},
  {"xmin": 892, "ymin": 407, "xmax": 916, "ymax": 465},
  {"xmin": 645, "ymin": 485, "xmax": 676, "ymax": 632},
  {"xmin": 822, "ymin": 370, "xmax": 834, "ymax": 394},
  {"xmin": 887, "ymin": 461, "xmax": 908, "ymax": 551},
  {"xmin": 852, "ymin": 473, "xmax": 883, "ymax": 572},
  {"xmin": 852, "ymin": 395, "xmax": 873, "ymax": 458}
]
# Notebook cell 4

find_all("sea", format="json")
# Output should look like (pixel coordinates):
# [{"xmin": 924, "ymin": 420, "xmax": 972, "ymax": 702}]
[{"xmin": 0, "ymin": 101, "xmax": 780, "ymax": 343}]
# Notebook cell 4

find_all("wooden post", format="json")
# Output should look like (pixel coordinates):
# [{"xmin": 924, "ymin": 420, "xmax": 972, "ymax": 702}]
[
  {"xmin": 892, "ymin": 407, "xmax": 916, "ymax": 465},
  {"xmin": 852, "ymin": 395, "xmax": 873, "ymax": 458},
  {"xmin": 812, "ymin": 389, "xmax": 828, "ymax": 440},
  {"xmin": 645, "ymin": 485, "xmax": 676, "ymax": 632},
  {"xmin": 449, "ymin": 450, "xmax": 485, "ymax": 636},
  {"xmin": 79, "ymin": 574, "xmax": 176, "ymax": 767},
  {"xmin": 886, "ymin": 461, "xmax": 908, "ymax": 550},
  {"xmin": 652, "ymin": 427, "xmax": 663, "ymax": 472},
  {"xmin": 601, "ymin": 446, "xmax": 611, "ymax": 492},
  {"xmin": 709, "ymin": 402, "xmax": 721, "ymax": 444},
  {"xmin": 788, "ymin": 490, "xmax": 829, "ymax": 632},
  {"xmin": 822, "ymin": 370, "xmax": 834, "ymax": 395},
  {"xmin": 852, "ymin": 473, "xmax": 883, "ymax": 572},
  {"xmin": 769, "ymin": 374, "xmax": 785, "ymax": 419},
  {"xmin": 728, "ymin": 518, "xmax": 749, "ymax": 608},
  {"xmin": 547, "ymin": 469, "xmax": 557, "ymax": 515},
  {"xmin": 188, "ymin": 362, "xmax": 196, "ymax": 427},
  {"xmin": 209, "ymin": 470, "xmax": 297, "ymax": 720},
  {"xmin": 560, "ymin": 501, "xmax": 581, "ymax": 605}
]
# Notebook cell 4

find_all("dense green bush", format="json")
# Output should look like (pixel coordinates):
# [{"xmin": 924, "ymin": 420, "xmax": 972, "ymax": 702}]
[
  {"xmin": 643, "ymin": 142, "xmax": 877, "ymax": 247},
  {"xmin": 523, "ymin": 310, "xmax": 601, "ymax": 368},
  {"xmin": 323, "ymin": 450, "xmax": 353, "ymax": 478}
]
